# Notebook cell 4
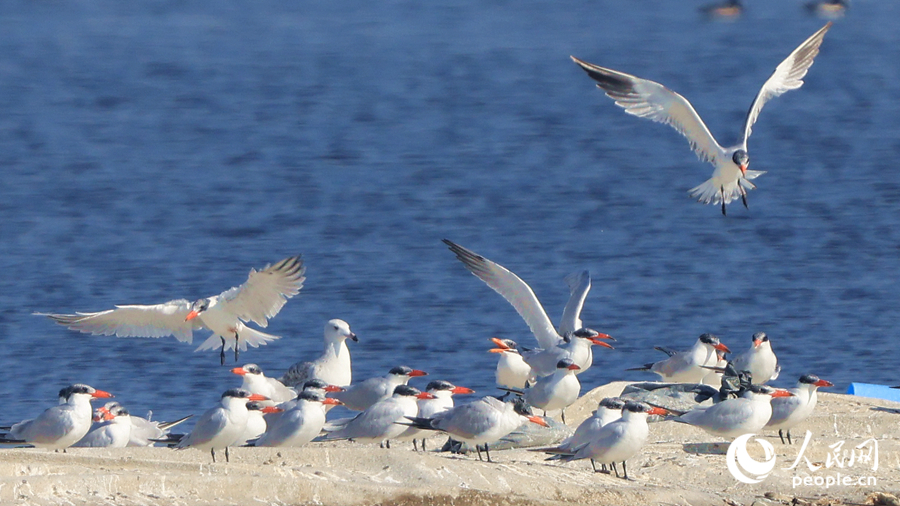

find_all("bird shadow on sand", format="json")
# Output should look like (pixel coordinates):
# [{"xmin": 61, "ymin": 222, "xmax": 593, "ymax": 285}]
[{"xmin": 681, "ymin": 442, "xmax": 729, "ymax": 455}]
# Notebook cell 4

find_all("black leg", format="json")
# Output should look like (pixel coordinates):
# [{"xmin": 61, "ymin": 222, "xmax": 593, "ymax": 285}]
[
  {"xmin": 234, "ymin": 333, "xmax": 240, "ymax": 362},
  {"xmin": 590, "ymin": 459, "xmax": 597, "ymax": 472},
  {"xmin": 220, "ymin": 337, "xmax": 226, "ymax": 366},
  {"xmin": 475, "ymin": 445, "xmax": 483, "ymax": 461},
  {"xmin": 622, "ymin": 461, "xmax": 628, "ymax": 480},
  {"xmin": 380, "ymin": 441, "xmax": 385, "ymax": 449},
  {"xmin": 412, "ymin": 439, "xmax": 419, "ymax": 452},
  {"xmin": 211, "ymin": 448, "xmax": 216, "ymax": 463},
  {"xmin": 720, "ymin": 186, "xmax": 727, "ymax": 216},
  {"xmin": 612, "ymin": 462, "xmax": 619, "ymax": 478},
  {"xmin": 561, "ymin": 409, "xmax": 566, "ymax": 425},
  {"xmin": 422, "ymin": 438, "xmax": 426, "ymax": 452},
  {"xmin": 225, "ymin": 446, "xmax": 230, "ymax": 463},
  {"xmin": 778, "ymin": 429, "xmax": 786, "ymax": 445},
  {"xmin": 485, "ymin": 443, "xmax": 492, "ymax": 463},
  {"xmin": 386, "ymin": 440, "xmax": 391, "ymax": 449},
  {"xmin": 787, "ymin": 430, "xmax": 793, "ymax": 445}
]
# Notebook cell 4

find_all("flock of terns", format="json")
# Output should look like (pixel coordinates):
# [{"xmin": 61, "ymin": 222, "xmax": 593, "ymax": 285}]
[
  {"xmin": 2, "ymin": 240, "xmax": 834, "ymax": 476},
  {"xmin": 1, "ymin": 21, "xmax": 847, "ymax": 478}
]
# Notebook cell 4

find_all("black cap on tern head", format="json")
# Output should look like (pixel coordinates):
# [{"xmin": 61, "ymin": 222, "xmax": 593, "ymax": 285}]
[
  {"xmin": 222, "ymin": 388, "xmax": 253, "ymax": 399},
  {"xmin": 392, "ymin": 385, "xmax": 421, "ymax": 397},
  {"xmin": 752, "ymin": 332, "xmax": 768, "ymax": 343},
  {"xmin": 699, "ymin": 333, "xmax": 719, "ymax": 345},
  {"xmin": 512, "ymin": 396, "xmax": 534, "ymax": 417},
  {"xmin": 297, "ymin": 390, "xmax": 326, "ymax": 402},
  {"xmin": 389, "ymin": 366, "xmax": 413, "ymax": 376},
  {"xmin": 425, "ymin": 380, "xmax": 455, "ymax": 392},
  {"xmin": 799, "ymin": 374, "xmax": 820, "ymax": 385},
  {"xmin": 599, "ymin": 397, "xmax": 627, "ymax": 410},
  {"xmin": 302, "ymin": 379, "xmax": 329, "ymax": 391}
]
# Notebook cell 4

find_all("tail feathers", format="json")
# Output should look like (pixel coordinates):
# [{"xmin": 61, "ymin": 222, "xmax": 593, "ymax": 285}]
[
  {"xmin": 194, "ymin": 326, "xmax": 281, "ymax": 352},
  {"xmin": 689, "ymin": 172, "xmax": 765, "ymax": 206},
  {"xmin": 0, "ymin": 436, "xmax": 26, "ymax": 444},
  {"xmin": 158, "ymin": 415, "xmax": 193, "ymax": 431},
  {"xmin": 498, "ymin": 387, "xmax": 525, "ymax": 395},
  {"xmin": 625, "ymin": 363, "xmax": 653, "ymax": 372},
  {"xmin": 401, "ymin": 416, "xmax": 438, "ymax": 431}
]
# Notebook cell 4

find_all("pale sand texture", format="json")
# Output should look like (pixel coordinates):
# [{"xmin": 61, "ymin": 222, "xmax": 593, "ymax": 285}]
[{"xmin": 2, "ymin": 382, "xmax": 898, "ymax": 506}]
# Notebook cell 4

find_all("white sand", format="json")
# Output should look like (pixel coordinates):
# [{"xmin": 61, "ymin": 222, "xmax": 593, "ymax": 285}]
[{"xmin": 2, "ymin": 383, "xmax": 898, "ymax": 506}]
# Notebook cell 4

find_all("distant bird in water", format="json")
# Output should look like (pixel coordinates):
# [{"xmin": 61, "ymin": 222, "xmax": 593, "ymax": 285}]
[
  {"xmin": 700, "ymin": 0, "xmax": 743, "ymax": 21},
  {"xmin": 38, "ymin": 256, "xmax": 306, "ymax": 364},
  {"xmin": 572, "ymin": 23, "xmax": 832, "ymax": 215},
  {"xmin": 806, "ymin": 0, "xmax": 848, "ymax": 19}
]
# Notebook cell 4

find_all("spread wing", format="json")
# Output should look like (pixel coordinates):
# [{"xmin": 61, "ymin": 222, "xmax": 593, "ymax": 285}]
[
  {"xmin": 558, "ymin": 270, "xmax": 590, "ymax": 336},
  {"xmin": 218, "ymin": 256, "xmax": 306, "ymax": 328},
  {"xmin": 37, "ymin": 299, "xmax": 200, "ymax": 343},
  {"xmin": 572, "ymin": 56, "xmax": 725, "ymax": 166},
  {"xmin": 742, "ymin": 23, "xmax": 831, "ymax": 144},
  {"xmin": 443, "ymin": 240, "xmax": 560, "ymax": 349}
]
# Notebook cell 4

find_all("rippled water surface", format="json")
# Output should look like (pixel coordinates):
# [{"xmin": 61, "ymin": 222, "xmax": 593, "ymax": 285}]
[{"xmin": 2, "ymin": 1, "xmax": 899, "ymax": 423}]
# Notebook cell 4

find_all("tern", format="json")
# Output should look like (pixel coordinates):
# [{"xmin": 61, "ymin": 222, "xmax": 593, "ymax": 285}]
[
  {"xmin": 281, "ymin": 319, "xmax": 358, "ymax": 388},
  {"xmin": 572, "ymin": 23, "xmax": 832, "ymax": 215},
  {"xmin": 628, "ymin": 334, "xmax": 730, "ymax": 383},
  {"xmin": 766, "ymin": 374, "xmax": 833, "ymax": 444},
  {"xmin": 318, "ymin": 385, "xmax": 434, "ymax": 447},
  {"xmin": 255, "ymin": 391, "xmax": 342, "ymax": 447},
  {"xmin": 75, "ymin": 401, "xmax": 192, "ymax": 447},
  {"xmin": 174, "ymin": 388, "xmax": 269, "ymax": 462},
  {"xmin": 516, "ymin": 358, "xmax": 582, "ymax": 424},
  {"xmin": 39, "ymin": 256, "xmax": 306, "ymax": 364},
  {"xmin": 332, "ymin": 366, "xmax": 428, "ymax": 412},
  {"xmin": 674, "ymin": 384, "xmax": 792, "ymax": 438},
  {"xmin": 232, "ymin": 363, "xmax": 297, "ymax": 403},
  {"xmin": 403, "ymin": 396, "xmax": 549, "ymax": 462},
  {"xmin": 532, "ymin": 397, "xmax": 627, "ymax": 472},
  {"xmin": 73, "ymin": 404, "xmax": 132, "ymax": 448},
  {"xmin": 395, "ymin": 380, "xmax": 475, "ymax": 452},
  {"xmin": 544, "ymin": 401, "xmax": 668, "ymax": 479},
  {"xmin": 443, "ymin": 240, "xmax": 613, "ymax": 365},
  {"xmin": 489, "ymin": 338, "xmax": 534, "ymax": 390},
  {"xmin": 0, "ymin": 384, "xmax": 113, "ymax": 450},
  {"xmin": 234, "ymin": 402, "xmax": 282, "ymax": 446},
  {"xmin": 730, "ymin": 332, "xmax": 780, "ymax": 384}
]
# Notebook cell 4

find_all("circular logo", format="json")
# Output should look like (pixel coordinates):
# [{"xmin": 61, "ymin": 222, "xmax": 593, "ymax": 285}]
[{"xmin": 726, "ymin": 433, "xmax": 777, "ymax": 484}]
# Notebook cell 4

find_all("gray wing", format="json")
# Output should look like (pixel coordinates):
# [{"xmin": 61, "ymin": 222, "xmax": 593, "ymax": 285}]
[
  {"xmin": 38, "ymin": 299, "xmax": 200, "ymax": 343},
  {"xmin": 176, "ymin": 407, "xmax": 227, "ymax": 448},
  {"xmin": 572, "ymin": 56, "xmax": 725, "ymax": 166},
  {"xmin": 741, "ymin": 23, "xmax": 831, "ymax": 144},
  {"xmin": 219, "ymin": 256, "xmax": 306, "ymax": 328},
  {"xmin": 559, "ymin": 270, "xmax": 590, "ymax": 336},
  {"xmin": 443, "ymin": 240, "xmax": 560, "ymax": 349}
]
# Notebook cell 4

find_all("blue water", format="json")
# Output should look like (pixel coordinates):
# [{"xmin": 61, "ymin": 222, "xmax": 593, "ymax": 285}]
[{"xmin": 1, "ymin": 1, "xmax": 899, "ymax": 424}]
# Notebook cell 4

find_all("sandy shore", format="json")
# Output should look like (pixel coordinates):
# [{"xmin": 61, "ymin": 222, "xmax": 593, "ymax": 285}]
[{"xmin": 2, "ymin": 382, "xmax": 898, "ymax": 506}]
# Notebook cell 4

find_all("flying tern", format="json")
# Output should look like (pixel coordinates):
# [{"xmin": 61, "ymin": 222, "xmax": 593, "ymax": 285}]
[
  {"xmin": 39, "ymin": 256, "xmax": 306, "ymax": 364},
  {"xmin": 572, "ymin": 23, "xmax": 832, "ymax": 214}
]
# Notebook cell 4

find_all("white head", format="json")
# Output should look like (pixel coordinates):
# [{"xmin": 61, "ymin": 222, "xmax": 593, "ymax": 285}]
[{"xmin": 325, "ymin": 319, "xmax": 358, "ymax": 343}]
